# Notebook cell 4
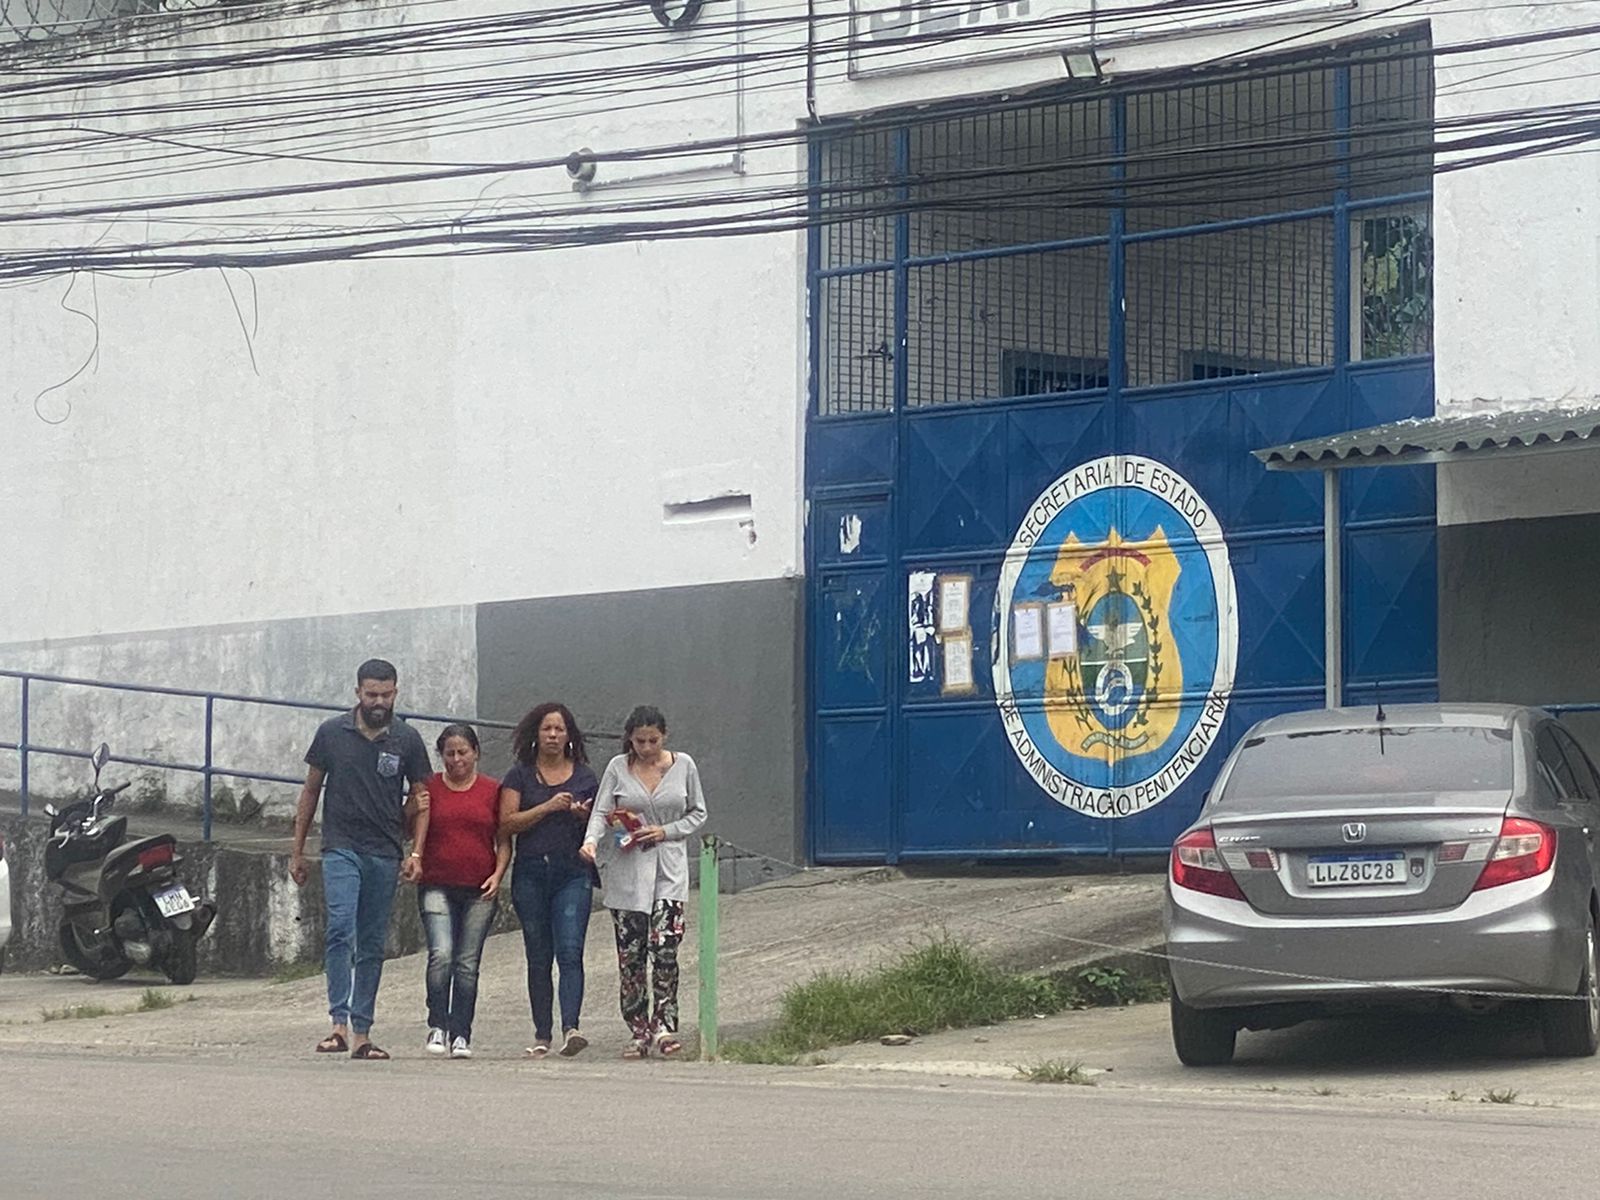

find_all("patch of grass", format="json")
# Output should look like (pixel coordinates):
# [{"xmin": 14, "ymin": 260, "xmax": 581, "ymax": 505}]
[
  {"xmin": 137, "ymin": 989, "xmax": 179, "ymax": 1012},
  {"xmin": 720, "ymin": 940, "xmax": 1166, "ymax": 1063},
  {"xmin": 1015, "ymin": 1058, "xmax": 1095, "ymax": 1085},
  {"xmin": 272, "ymin": 960, "xmax": 322, "ymax": 985},
  {"xmin": 1482, "ymin": 1088, "xmax": 1520, "ymax": 1105},
  {"xmin": 40, "ymin": 1004, "xmax": 113, "ymax": 1022},
  {"xmin": 721, "ymin": 1038, "xmax": 808, "ymax": 1066},
  {"xmin": 1067, "ymin": 966, "xmax": 1168, "ymax": 1008},
  {"xmin": 1446, "ymin": 1090, "xmax": 1466, "ymax": 1102},
  {"xmin": 1312, "ymin": 1086, "xmax": 1337, "ymax": 1097}
]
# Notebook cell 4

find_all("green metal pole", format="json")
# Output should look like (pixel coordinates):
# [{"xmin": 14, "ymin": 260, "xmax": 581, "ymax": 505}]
[{"xmin": 698, "ymin": 835, "xmax": 719, "ymax": 1061}]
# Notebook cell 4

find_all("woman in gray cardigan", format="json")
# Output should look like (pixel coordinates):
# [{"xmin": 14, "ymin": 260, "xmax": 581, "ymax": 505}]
[{"xmin": 579, "ymin": 705, "xmax": 708, "ymax": 1058}]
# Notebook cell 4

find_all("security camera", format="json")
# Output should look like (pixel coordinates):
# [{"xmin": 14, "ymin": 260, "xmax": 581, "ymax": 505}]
[{"xmin": 565, "ymin": 149, "xmax": 598, "ymax": 185}]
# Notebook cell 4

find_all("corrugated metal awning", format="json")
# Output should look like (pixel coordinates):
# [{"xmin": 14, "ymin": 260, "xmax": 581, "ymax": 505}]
[{"xmin": 1253, "ymin": 404, "xmax": 1600, "ymax": 471}]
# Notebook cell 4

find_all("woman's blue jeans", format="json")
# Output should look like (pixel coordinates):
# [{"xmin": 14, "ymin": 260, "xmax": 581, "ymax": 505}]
[
  {"xmin": 510, "ymin": 857, "xmax": 593, "ymax": 1041},
  {"xmin": 417, "ymin": 885, "xmax": 497, "ymax": 1043}
]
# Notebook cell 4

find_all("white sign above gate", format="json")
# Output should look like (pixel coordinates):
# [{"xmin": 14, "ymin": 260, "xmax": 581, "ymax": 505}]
[{"xmin": 847, "ymin": 0, "xmax": 1357, "ymax": 78}]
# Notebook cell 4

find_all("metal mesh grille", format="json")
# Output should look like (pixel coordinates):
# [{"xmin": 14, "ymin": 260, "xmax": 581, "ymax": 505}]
[
  {"xmin": 812, "ymin": 37, "xmax": 1435, "ymax": 415},
  {"xmin": 907, "ymin": 246, "xmax": 1111, "ymax": 407},
  {"xmin": 818, "ymin": 272, "xmax": 896, "ymax": 415},
  {"xmin": 1125, "ymin": 67, "xmax": 1339, "ymax": 234},
  {"xmin": 907, "ymin": 98, "xmax": 1114, "ymax": 255},
  {"xmin": 1351, "ymin": 36, "xmax": 1435, "ymax": 201},
  {"xmin": 1127, "ymin": 217, "xmax": 1333, "ymax": 386},
  {"xmin": 820, "ymin": 131, "xmax": 897, "ymax": 271}
]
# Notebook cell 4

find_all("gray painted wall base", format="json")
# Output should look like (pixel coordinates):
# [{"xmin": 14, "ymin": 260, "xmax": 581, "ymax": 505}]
[
  {"xmin": 1439, "ymin": 512, "xmax": 1600, "ymax": 750},
  {"xmin": 478, "ymin": 577, "xmax": 806, "ymax": 875}
]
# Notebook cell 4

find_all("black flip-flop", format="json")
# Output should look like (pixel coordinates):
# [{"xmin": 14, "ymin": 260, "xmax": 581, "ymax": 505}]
[
  {"xmin": 316, "ymin": 1032, "xmax": 348, "ymax": 1054},
  {"xmin": 350, "ymin": 1042, "xmax": 390, "ymax": 1060}
]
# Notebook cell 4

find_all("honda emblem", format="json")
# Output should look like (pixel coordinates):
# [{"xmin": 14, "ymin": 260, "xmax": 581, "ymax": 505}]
[{"xmin": 1341, "ymin": 822, "xmax": 1367, "ymax": 843}]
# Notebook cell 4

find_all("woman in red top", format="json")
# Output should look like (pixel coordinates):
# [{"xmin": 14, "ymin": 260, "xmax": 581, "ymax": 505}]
[{"xmin": 415, "ymin": 723, "xmax": 506, "ymax": 1059}]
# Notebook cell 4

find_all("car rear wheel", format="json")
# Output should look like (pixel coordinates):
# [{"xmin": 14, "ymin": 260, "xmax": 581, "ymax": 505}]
[
  {"xmin": 1170, "ymin": 992, "xmax": 1238, "ymax": 1066},
  {"xmin": 1540, "ymin": 921, "xmax": 1600, "ymax": 1058}
]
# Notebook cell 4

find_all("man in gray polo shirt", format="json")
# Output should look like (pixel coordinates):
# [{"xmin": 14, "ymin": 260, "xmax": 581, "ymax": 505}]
[{"xmin": 289, "ymin": 658, "xmax": 432, "ymax": 1060}]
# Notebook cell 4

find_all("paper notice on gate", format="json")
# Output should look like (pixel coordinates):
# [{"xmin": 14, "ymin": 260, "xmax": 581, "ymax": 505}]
[
  {"xmin": 942, "ymin": 632, "xmax": 975, "ymax": 694},
  {"xmin": 1011, "ymin": 603, "xmax": 1045, "ymax": 662},
  {"xmin": 938, "ymin": 574, "xmax": 971, "ymax": 634},
  {"xmin": 1047, "ymin": 601, "xmax": 1079, "ymax": 658}
]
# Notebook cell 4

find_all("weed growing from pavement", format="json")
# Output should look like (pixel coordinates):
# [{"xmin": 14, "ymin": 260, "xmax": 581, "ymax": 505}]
[
  {"xmin": 1067, "ymin": 966, "xmax": 1167, "ymax": 1007},
  {"xmin": 1015, "ymin": 1059, "xmax": 1095, "ymax": 1085},
  {"xmin": 138, "ymin": 989, "xmax": 179, "ymax": 1012},
  {"xmin": 1482, "ymin": 1088, "xmax": 1520, "ymax": 1105},
  {"xmin": 721, "ymin": 939, "xmax": 1168, "ymax": 1065},
  {"xmin": 39, "ymin": 992, "xmax": 194, "ymax": 1023},
  {"xmin": 271, "ymin": 960, "xmax": 323, "ymax": 985},
  {"xmin": 1312, "ymin": 1086, "xmax": 1337, "ymax": 1097},
  {"xmin": 40, "ymin": 1004, "xmax": 113, "ymax": 1022},
  {"xmin": 1446, "ymin": 1090, "xmax": 1466, "ymax": 1102}
]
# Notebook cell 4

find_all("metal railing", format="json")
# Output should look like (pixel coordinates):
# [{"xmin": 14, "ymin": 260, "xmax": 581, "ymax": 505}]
[{"xmin": 0, "ymin": 669, "xmax": 525, "ymax": 841}]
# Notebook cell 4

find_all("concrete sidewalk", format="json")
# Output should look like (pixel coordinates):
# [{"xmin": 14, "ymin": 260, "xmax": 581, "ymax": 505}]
[
  {"xmin": 0, "ymin": 866, "xmax": 1165, "ymax": 1055},
  {"xmin": 817, "ymin": 993, "xmax": 1600, "ymax": 1113}
]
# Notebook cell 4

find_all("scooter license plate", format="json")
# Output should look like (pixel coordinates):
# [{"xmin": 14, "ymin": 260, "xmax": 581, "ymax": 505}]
[{"xmin": 153, "ymin": 885, "xmax": 195, "ymax": 918}]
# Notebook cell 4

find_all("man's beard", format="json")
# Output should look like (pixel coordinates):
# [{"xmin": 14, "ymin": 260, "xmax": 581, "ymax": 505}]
[{"xmin": 361, "ymin": 704, "xmax": 392, "ymax": 727}]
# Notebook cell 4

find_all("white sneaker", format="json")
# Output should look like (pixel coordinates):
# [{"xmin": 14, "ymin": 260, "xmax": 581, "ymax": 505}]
[
  {"xmin": 426, "ymin": 1028, "xmax": 447, "ymax": 1055},
  {"xmin": 450, "ymin": 1037, "xmax": 472, "ymax": 1059}
]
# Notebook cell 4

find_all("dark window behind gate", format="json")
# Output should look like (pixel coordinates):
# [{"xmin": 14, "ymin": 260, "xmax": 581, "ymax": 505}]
[{"xmin": 806, "ymin": 35, "xmax": 1437, "ymax": 862}]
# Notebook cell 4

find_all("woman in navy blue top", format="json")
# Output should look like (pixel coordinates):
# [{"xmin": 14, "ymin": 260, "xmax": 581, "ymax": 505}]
[{"xmin": 499, "ymin": 701, "xmax": 599, "ymax": 1057}]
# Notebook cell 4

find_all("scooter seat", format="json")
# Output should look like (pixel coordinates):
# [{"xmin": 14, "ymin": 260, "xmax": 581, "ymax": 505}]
[{"xmin": 44, "ymin": 815, "xmax": 128, "ymax": 877}]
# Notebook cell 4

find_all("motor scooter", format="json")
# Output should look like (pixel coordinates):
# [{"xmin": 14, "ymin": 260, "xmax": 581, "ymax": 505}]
[{"xmin": 45, "ymin": 742, "xmax": 217, "ymax": 984}]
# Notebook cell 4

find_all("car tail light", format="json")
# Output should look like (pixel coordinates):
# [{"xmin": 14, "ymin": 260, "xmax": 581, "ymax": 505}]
[
  {"xmin": 137, "ymin": 843, "xmax": 174, "ymax": 871},
  {"xmin": 1172, "ymin": 828, "xmax": 1246, "ymax": 901},
  {"xmin": 1470, "ymin": 818, "xmax": 1557, "ymax": 892}
]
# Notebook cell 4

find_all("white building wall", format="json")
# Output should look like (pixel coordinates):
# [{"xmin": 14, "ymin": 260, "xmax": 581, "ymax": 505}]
[{"xmin": 0, "ymin": 0, "xmax": 812, "ymax": 650}]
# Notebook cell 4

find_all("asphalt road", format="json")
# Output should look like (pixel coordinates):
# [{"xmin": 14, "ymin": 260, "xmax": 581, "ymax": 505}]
[{"xmin": 2, "ymin": 1048, "xmax": 1597, "ymax": 1200}]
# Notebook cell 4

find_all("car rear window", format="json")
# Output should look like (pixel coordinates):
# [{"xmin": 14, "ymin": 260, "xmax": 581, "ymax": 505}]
[{"xmin": 1221, "ymin": 725, "xmax": 1514, "ymax": 800}]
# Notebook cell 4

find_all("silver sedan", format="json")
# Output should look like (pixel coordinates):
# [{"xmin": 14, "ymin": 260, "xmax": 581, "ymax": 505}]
[{"xmin": 1165, "ymin": 704, "xmax": 1600, "ymax": 1065}]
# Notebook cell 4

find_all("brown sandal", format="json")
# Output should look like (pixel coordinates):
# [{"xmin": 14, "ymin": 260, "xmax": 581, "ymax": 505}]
[
  {"xmin": 350, "ymin": 1042, "xmax": 390, "ymax": 1060},
  {"xmin": 621, "ymin": 1041, "xmax": 648, "ymax": 1060},
  {"xmin": 316, "ymin": 1032, "xmax": 348, "ymax": 1054}
]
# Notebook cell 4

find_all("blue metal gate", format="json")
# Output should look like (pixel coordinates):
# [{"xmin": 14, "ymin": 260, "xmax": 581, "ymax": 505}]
[{"xmin": 806, "ymin": 38, "xmax": 1438, "ymax": 862}]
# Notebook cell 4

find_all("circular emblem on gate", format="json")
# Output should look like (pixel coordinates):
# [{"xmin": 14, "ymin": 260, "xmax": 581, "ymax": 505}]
[{"xmin": 992, "ymin": 456, "xmax": 1238, "ymax": 819}]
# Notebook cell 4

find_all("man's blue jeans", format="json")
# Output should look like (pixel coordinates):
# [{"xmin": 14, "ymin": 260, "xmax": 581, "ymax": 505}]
[
  {"xmin": 510, "ymin": 857, "xmax": 593, "ymax": 1041},
  {"xmin": 323, "ymin": 849, "xmax": 400, "ymax": 1036},
  {"xmin": 418, "ymin": 885, "xmax": 497, "ymax": 1043}
]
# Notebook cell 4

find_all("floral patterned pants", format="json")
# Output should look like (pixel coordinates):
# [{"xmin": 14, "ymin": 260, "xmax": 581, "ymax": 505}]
[{"xmin": 611, "ymin": 901, "xmax": 685, "ymax": 1044}]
